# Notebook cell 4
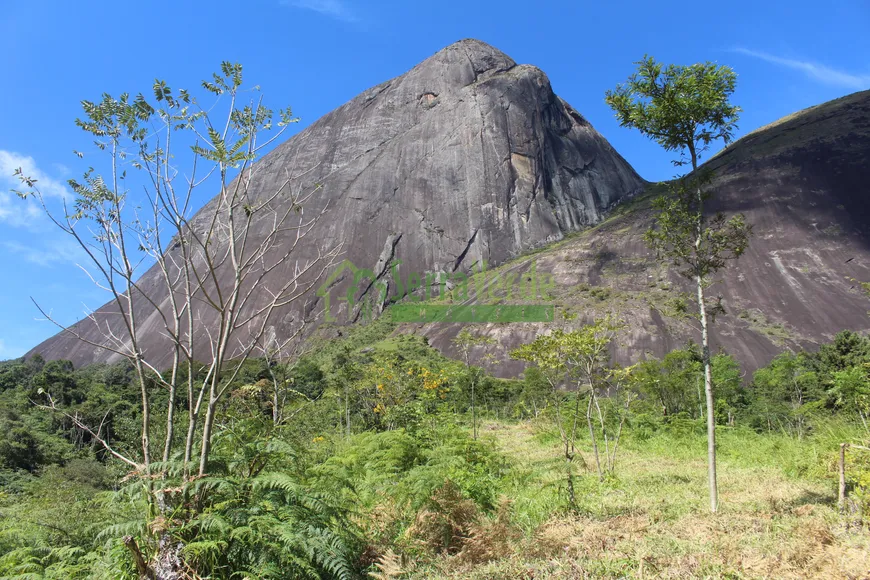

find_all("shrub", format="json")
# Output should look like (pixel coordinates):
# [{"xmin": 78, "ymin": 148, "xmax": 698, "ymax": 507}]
[{"xmin": 406, "ymin": 481, "xmax": 479, "ymax": 554}]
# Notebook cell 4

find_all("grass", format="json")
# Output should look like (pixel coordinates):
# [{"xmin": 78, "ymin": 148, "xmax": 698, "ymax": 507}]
[
  {"xmin": 405, "ymin": 420, "xmax": 870, "ymax": 579},
  {"xmin": 305, "ymin": 315, "xmax": 398, "ymax": 369},
  {"xmin": 737, "ymin": 308, "xmax": 797, "ymax": 347}
]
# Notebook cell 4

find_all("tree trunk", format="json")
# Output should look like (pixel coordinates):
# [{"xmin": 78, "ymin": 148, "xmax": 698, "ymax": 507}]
[
  {"xmin": 345, "ymin": 383, "xmax": 351, "ymax": 437},
  {"xmin": 183, "ymin": 407, "xmax": 198, "ymax": 475},
  {"xmin": 124, "ymin": 533, "xmax": 184, "ymax": 580},
  {"xmin": 273, "ymin": 389, "xmax": 280, "ymax": 424},
  {"xmin": 609, "ymin": 410, "xmax": 627, "ymax": 473},
  {"xmin": 697, "ymin": 276, "xmax": 718, "ymax": 513},
  {"xmin": 586, "ymin": 394, "xmax": 603, "ymax": 481},
  {"xmin": 162, "ymin": 354, "xmax": 179, "ymax": 464},
  {"xmin": 162, "ymin": 390, "xmax": 175, "ymax": 464},
  {"xmin": 838, "ymin": 443, "xmax": 848, "ymax": 513},
  {"xmin": 471, "ymin": 378, "xmax": 477, "ymax": 440},
  {"xmin": 565, "ymin": 454, "xmax": 576, "ymax": 507},
  {"xmin": 689, "ymin": 144, "xmax": 719, "ymax": 514},
  {"xmin": 198, "ymin": 397, "xmax": 217, "ymax": 476},
  {"xmin": 151, "ymin": 533, "xmax": 184, "ymax": 580},
  {"xmin": 134, "ymin": 360, "xmax": 152, "ymax": 478},
  {"xmin": 592, "ymin": 391, "xmax": 611, "ymax": 472}
]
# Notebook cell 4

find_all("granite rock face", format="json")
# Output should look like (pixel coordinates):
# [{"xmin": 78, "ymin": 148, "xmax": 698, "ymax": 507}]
[
  {"xmin": 29, "ymin": 39, "xmax": 645, "ymax": 367},
  {"xmin": 416, "ymin": 90, "xmax": 870, "ymax": 377}
]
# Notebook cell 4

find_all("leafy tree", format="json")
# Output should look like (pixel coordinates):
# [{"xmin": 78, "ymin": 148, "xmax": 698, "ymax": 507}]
[
  {"xmin": 813, "ymin": 330, "xmax": 870, "ymax": 373},
  {"xmin": 830, "ymin": 364, "xmax": 870, "ymax": 432},
  {"xmin": 31, "ymin": 360, "xmax": 80, "ymax": 406},
  {"xmin": 518, "ymin": 366, "xmax": 551, "ymax": 419},
  {"xmin": 0, "ymin": 411, "xmax": 43, "ymax": 471},
  {"xmin": 606, "ymin": 56, "xmax": 751, "ymax": 512},
  {"xmin": 711, "ymin": 353, "xmax": 745, "ymax": 426},
  {"xmin": 331, "ymin": 346, "xmax": 362, "ymax": 437},
  {"xmin": 511, "ymin": 317, "xmax": 622, "ymax": 504},
  {"xmin": 452, "ymin": 330, "xmax": 496, "ymax": 439},
  {"xmin": 636, "ymin": 346, "xmax": 703, "ymax": 419},
  {"xmin": 288, "ymin": 358, "xmax": 326, "ymax": 401},
  {"xmin": 750, "ymin": 352, "xmax": 821, "ymax": 437},
  {"xmin": 0, "ymin": 359, "xmax": 34, "ymax": 393},
  {"xmin": 349, "ymin": 354, "xmax": 456, "ymax": 433}
]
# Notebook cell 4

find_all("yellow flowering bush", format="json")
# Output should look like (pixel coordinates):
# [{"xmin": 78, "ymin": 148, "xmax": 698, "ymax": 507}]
[{"xmin": 354, "ymin": 355, "xmax": 455, "ymax": 430}]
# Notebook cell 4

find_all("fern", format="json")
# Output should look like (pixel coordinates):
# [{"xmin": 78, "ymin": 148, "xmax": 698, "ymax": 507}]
[
  {"xmin": 368, "ymin": 549, "xmax": 409, "ymax": 580},
  {"xmin": 160, "ymin": 468, "xmax": 360, "ymax": 579}
]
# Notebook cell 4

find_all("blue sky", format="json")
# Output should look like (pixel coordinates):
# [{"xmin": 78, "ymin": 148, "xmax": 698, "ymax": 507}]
[{"xmin": 1, "ymin": 0, "xmax": 868, "ymax": 360}]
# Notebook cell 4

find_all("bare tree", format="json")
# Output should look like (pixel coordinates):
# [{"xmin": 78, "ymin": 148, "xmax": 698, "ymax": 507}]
[
  {"xmin": 255, "ymin": 326, "xmax": 323, "ymax": 426},
  {"xmin": 15, "ymin": 63, "xmax": 340, "ymax": 578}
]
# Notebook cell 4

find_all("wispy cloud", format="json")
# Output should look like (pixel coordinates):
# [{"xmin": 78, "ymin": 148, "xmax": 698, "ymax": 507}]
[
  {"xmin": 732, "ymin": 48, "xmax": 870, "ymax": 90},
  {"xmin": 0, "ymin": 191, "xmax": 43, "ymax": 228},
  {"xmin": 281, "ymin": 0, "xmax": 356, "ymax": 22},
  {"xmin": 2, "ymin": 239, "xmax": 83, "ymax": 267},
  {"xmin": 0, "ymin": 150, "xmax": 72, "ymax": 229},
  {"xmin": 0, "ymin": 150, "xmax": 71, "ymax": 200}
]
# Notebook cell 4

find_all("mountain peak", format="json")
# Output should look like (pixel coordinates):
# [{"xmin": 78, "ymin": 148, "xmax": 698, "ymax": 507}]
[
  {"xmin": 407, "ymin": 38, "xmax": 516, "ymax": 89},
  {"xmin": 28, "ymin": 40, "xmax": 644, "ymax": 368},
  {"xmin": 443, "ymin": 38, "xmax": 513, "ymax": 61}
]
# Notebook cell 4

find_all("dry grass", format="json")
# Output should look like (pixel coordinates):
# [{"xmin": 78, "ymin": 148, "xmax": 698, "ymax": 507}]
[
  {"xmin": 406, "ymin": 481, "xmax": 480, "ymax": 554},
  {"xmin": 455, "ymin": 498, "xmax": 523, "ymax": 565},
  {"xmin": 410, "ymin": 422, "xmax": 870, "ymax": 579}
]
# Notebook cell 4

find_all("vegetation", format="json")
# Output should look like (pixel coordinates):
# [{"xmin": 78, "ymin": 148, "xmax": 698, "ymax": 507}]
[
  {"xmin": 1, "ymin": 326, "xmax": 869, "ymax": 578},
  {"xmin": 452, "ymin": 330, "xmax": 496, "ymax": 440},
  {"xmin": 12, "ymin": 63, "xmax": 341, "ymax": 577},
  {"xmin": 606, "ymin": 56, "xmax": 752, "ymax": 512},
  {"xmin": 509, "ymin": 316, "xmax": 627, "ymax": 503}
]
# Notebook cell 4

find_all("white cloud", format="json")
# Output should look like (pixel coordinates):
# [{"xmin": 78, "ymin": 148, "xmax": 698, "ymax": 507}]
[
  {"xmin": 52, "ymin": 163, "xmax": 71, "ymax": 176},
  {"xmin": 0, "ymin": 150, "xmax": 72, "ymax": 229},
  {"xmin": 0, "ymin": 191, "xmax": 44, "ymax": 228},
  {"xmin": 281, "ymin": 0, "xmax": 356, "ymax": 22},
  {"xmin": 0, "ymin": 150, "xmax": 71, "ymax": 200},
  {"xmin": 2, "ymin": 239, "xmax": 83, "ymax": 267},
  {"xmin": 732, "ymin": 48, "xmax": 870, "ymax": 90}
]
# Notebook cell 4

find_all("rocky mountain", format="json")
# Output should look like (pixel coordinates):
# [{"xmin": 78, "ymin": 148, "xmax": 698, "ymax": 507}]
[
  {"xmin": 415, "ymin": 89, "xmax": 870, "ymax": 376},
  {"xmin": 28, "ymin": 39, "xmax": 645, "ymax": 367}
]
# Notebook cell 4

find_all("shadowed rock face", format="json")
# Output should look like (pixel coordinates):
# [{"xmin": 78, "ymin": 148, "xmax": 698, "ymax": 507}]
[
  {"xmin": 416, "ymin": 90, "xmax": 870, "ymax": 377},
  {"xmin": 28, "ymin": 39, "xmax": 645, "ymax": 367}
]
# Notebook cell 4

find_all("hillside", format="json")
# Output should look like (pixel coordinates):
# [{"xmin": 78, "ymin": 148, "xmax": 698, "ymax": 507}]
[
  {"xmin": 24, "ymin": 41, "xmax": 870, "ymax": 379},
  {"xmin": 411, "ymin": 90, "xmax": 870, "ymax": 375},
  {"xmin": 26, "ymin": 39, "xmax": 643, "ymax": 368},
  {"xmin": 5, "ymin": 327, "xmax": 870, "ymax": 578}
]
